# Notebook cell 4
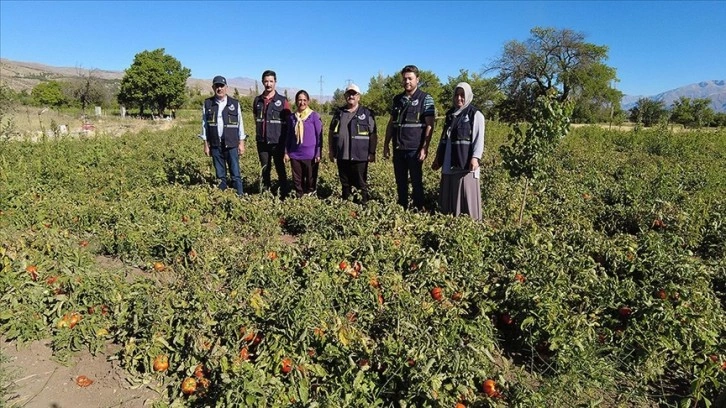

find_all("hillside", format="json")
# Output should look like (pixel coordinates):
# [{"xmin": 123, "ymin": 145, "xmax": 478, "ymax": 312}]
[
  {"xmin": 621, "ymin": 79, "xmax": 726, "ymax": 112},
  {"xmin": 0, "ymin": 58, "xmax": 297, "ymax": 98}
]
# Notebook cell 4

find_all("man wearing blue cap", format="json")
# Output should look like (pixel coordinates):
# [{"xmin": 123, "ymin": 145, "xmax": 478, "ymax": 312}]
[{"xmin": 201, "ymin": 75, "xmax": 245, "ymax": 196}]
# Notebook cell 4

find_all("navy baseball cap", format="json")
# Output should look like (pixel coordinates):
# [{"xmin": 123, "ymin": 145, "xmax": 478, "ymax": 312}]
[{"xmin": 212, "ymin": 76, "xmax": 227, "ymax": 86}]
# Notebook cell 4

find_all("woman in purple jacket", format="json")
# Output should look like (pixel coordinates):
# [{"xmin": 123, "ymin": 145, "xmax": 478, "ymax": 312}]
[{"xmin": 285, "ymin": 90, "xmax": 323, "ymax": 198}]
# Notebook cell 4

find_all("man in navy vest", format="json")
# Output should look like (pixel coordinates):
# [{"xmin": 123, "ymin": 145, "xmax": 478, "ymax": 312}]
[
  {"xmin": 253, "ymin": 70, "xmax": 291, "ymax": 197},
  {"xmin": 201, "ymin": 75, "xmax": 245, "ymax": 196},
  {"xmin": 328, "ymin": 83, "xmax": 377, "ymax": 204},
  {"xmin": 383, "ymin": 65, "xmax": 436, "ymax": 210}
]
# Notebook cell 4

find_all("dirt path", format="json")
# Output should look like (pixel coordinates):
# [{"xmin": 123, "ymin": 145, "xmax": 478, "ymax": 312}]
[{"xmin": 2, "ymin": 339, "xmax": 161, "ymax": 408}]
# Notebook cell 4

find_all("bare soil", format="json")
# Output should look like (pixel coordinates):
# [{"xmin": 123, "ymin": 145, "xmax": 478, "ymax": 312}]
[{"xmin": 2, "ymin": 340, "xmax": 161, "ymax": 408}]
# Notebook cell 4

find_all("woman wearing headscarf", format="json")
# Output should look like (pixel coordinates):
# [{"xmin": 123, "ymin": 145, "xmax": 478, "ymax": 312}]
[
  {"xmin": 285, "ymin": 90, "xmax": 323, "ymax": 197},
  {"xmin": 431, "ymin": 82, "xmax": 485, "ymax": 221}
]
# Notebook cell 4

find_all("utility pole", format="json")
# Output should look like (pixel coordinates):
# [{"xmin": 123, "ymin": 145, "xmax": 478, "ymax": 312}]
[{"xmin": 319, "ymin": 75, "xmax": 324, "ymax": 102}]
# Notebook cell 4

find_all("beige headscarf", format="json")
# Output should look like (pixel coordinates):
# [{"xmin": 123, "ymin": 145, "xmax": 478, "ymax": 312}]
[
  {"xmin": 294, "ymin": 107, "xmax": 313, "ymax": 144},
  {"xmin": 452, "ymin": 82, "xmax": 474, "ymax": 116}
]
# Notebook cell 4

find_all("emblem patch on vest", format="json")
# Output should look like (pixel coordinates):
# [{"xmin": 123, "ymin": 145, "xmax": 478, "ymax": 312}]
[
  {"xmin": 411, "ymin": 100, "xmax": 419, "ymax": 106},
  {"xmin": 229, "ymin": 105, "xmax": 235, "ymax": 111},
  {"xmin": 358, "ymin": 114, "xmax": 366, "ymax": 120},
  {"xmin": 463, "ymin": 115, "xmax": 470, "ymax": 122},
  {"xmin": 274, "ymin": 100, "xmax": 282, "ymax": 107}
]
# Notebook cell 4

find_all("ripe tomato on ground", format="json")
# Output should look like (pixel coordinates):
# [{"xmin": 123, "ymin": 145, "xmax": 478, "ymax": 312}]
[
  {"xmin": 181, "ymin": 377, "xmax": 197, "ymax": 395},
  {"xmin": 430, "ymin": 287, "xmax": 443, "ymax": 301},
  {"xmin": 281, "ymin": 358, "xmax": 293, "ymax": 374},
  {"xmin": 153, "ymin": 355, "xmax": 169, "ymax": 372}
]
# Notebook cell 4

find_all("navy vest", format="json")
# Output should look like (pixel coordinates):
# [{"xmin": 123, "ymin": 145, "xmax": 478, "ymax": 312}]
[
  {"xmin": 391, "ymin": 88, "xmax": 429, "ymax": 150},
  {"xmin": 330, "ymin": 106, "xmax": 375, "ymax": 161},
  {"xmin": 253, "ymin": 92, "xmax": 287, "ymax": 144},
  {"xmin": 436, "ymin": 105, "xmax": 479, "ymax": 170},
  {"xmin": 204, "ymin": 97, "xmax": 241, "ymax": 148}
]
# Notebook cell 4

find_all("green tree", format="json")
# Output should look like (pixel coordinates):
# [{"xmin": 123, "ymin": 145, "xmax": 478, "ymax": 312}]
[
  {"xmin": 671, "ymin": 97, "xmax": 714, "ymax": 128},
  {"xmin": 361, "ymin": 73, "xmax": 398, "ymax": 116},
  {"xmin": 117, "ymin": 48, "xmax": 191, "ymax": 116},
  {"xmin": 330, "ymin": 88, "xmax": 346, "ymax": 109},
  {"xmin": 362, "ymin": 70, "xmax": 443, "ymax": 116},
  {"xmin": 441, "ymin": 69, "xmax": 502, "ymax": 118},
  {"xmin": 489, "ymin": 26, "xmax": 618, "ymax": 122},
  {"xmin": 629, "ymin": 98, "xmax": 667, "ymax": 127},
  {"xmin": 31, "ymin": 81, "xmax": 66, "ymax": 107},
  {"xmin": 500, "ymin": 92, "xmax": 574, "ymax": 225}
]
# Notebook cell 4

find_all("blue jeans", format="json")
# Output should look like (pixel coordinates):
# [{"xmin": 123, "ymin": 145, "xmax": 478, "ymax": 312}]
[
  {"xmin": 210, "ymin": 146, "xmax": 243, "ymax": 196},
  {"xmin": 393, "ymin": 149, "xmax": 424, "ymax": 210}
]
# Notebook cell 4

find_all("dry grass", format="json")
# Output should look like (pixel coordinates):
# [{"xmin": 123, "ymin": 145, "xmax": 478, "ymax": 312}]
[{"xmin": 2, "ymin": 105, "xmax": 179, "ymax": 140}]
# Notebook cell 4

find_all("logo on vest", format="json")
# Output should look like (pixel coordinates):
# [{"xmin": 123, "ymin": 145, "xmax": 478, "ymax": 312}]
[
  {"xmin": 463, "ymin": 115, "xmax": 470, "ymax": 122},
  {"xmin": 274, "ymin": 100, "xmax": 282, "ymax": 107},
  {"xmin": 228, "ymin": 105, "xmax": 235, "ymax": 111},
  {"xmin": 411, "ymin": 100, "xmax": 419, "ymax": 106},
  {"xmin": 358, "ymin": 113, "xmax": 366, "ymax": 120}
]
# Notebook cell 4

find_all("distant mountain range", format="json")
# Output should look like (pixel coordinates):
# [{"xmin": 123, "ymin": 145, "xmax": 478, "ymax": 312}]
[
  {"xmin": 0, "ymin": 58, "xmax": 316, "ymax": 100},
  {"xmin": 1, "ymin": 58, "xmax": 722, "ymax": 110},
  {"xmin": 621, "ymin": 80, "xmax": 726, "ymax": 113}
]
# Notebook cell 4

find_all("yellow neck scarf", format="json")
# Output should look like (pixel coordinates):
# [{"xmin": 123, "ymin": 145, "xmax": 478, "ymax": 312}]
[{"xmin": 294, "ymin": 108, "xmax": 313, "ymax": 144}]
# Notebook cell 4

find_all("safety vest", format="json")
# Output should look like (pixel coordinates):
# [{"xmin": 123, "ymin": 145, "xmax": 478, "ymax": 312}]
[
  {"xmin": 436, "ymin": 105, "xmax": 479, "ymax": 170},
  {"xmin": 253, "ymin": 92, "xmax": 287, "ymax": 144},
  {"xmin": 204, "ymin": 96, "xmax": 241, "ymax": 148},
  {"xmin": 390, "ymin": 88, "xmax": 430, "ymax": 150},
  {"xmin": 330, "ymin": 106, "xmax": 375, "ymax": 161}
]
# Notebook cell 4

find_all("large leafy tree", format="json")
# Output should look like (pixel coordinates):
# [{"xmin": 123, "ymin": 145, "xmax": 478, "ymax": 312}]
[
  {"xmin": 489, "ymin": 26, "xmax": 618, "ymax": 122},
  {"xmin": 670, "ymin": 97, "xmax": 714, "ymax": 129},
  {"xmin": 629, "ymin": 98, "xmax": 667, "ymax": 127},
  {"xmin": 117, "ymin": 48, "xmax": 190, "ymax": 116}
]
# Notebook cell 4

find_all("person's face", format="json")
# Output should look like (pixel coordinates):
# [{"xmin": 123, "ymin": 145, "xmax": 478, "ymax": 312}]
[
  {"xmin": 402, "ymin": 72, "xmax": 418, "ymax": 93},
  {"xmin": 454, "ymin": 88, "xmax": 466, "ymax": 108},
  {"xmin": 296, "ymin": 93, "xmax": 309, "ymax": 112},
  {"xmin": 213, "ymin": 83, "xmax": 227, "ymax": 98},
  {"xmin": 345, "ymin": 91, "xmax": 359, "ymax": 108},
  {"xmin": 262, "ymin": 76, "xmax": 276, "ymax": 93}
]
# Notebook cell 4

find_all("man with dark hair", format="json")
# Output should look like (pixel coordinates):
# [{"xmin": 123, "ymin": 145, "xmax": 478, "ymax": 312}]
[
  {"xmin": 253, "ymin": 70, "xmax": 291, "ymax": 197},
  {"xmin": 201, "ymin": 75, "xmax": 245, "ymax": 196},
  {"xmin": 383, "ymin": 65, "xmax": 436, "ymax": 210}
]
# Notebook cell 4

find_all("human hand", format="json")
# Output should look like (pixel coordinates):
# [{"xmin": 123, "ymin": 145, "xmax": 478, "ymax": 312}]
[
  {"xmin": 418, "ymin": 147, "xmax": 428, "ymax": 162},
  {"xmin": 383, "ymin": 146, "xmax": 390, "ymax": 160},
  {"xmin": 470, "ymin": 158, "xmax": 480, "ymax": 171},
  {"xmin": 204, "ymin": 144, "xmax": 210, "ymax": 157}
]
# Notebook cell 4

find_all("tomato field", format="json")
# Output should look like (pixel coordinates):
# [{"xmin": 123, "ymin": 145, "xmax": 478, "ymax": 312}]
[{"xmin": 1, "ymin": 112, "xmax": 724, "ymax": 407}]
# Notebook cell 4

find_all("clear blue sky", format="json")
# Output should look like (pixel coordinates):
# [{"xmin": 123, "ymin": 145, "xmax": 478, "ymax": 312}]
[{"xmin": 1, "ymin": 1, "xmax": 724, "ymax": 97}]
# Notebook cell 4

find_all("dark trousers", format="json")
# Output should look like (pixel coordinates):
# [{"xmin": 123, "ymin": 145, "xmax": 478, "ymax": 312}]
[
  {"xmin": 393, "ymin": 149, "xmax": 424, "ymax": 210},
  {"xmin": 290, "ymin": 158, "xmax": 317, "ymax": 197},
  {"xmin": 337, "ymin": 160, "xmax": 369, "ymax": 203},
  {"xmin": 257, "ymin": 142, "xmax": 288, "ymax": 195},
  {"xmin": 210, "ymin": 146, "xmax": 243, "ymax": 196}
]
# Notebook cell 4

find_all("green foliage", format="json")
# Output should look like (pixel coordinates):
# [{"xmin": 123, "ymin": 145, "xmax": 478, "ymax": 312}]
[
  {"xmin": 490, "ymin": 26, "xmax": 618, "ymax": 123},
  {"xmin": 441, "ymin": 69, "xmax": 502, "ymax": 118},
  {"xmin": 670, "ymin": 97, "xmax": 714, "ymax": 129},
  {"xmin": 31, "ymin": 80, "xmax": 67, "ymax": 107},
  {"xmin": 0, "ymin": 115, "xmax": 725, "ymax": 407},
  {"xmin": 117, "ymin": 48, "xmax": 191, "ymax": 116},
  {"xmin": 501, "ymin": 94, "xmax": 574, "ymax": 181},
  {"xmin": 629, "ymin": 98, "xmax": 668, "ymax": 127},
  {"xmin": 362, "ymin": 69, "xmax": 444, "ymax": 116}
]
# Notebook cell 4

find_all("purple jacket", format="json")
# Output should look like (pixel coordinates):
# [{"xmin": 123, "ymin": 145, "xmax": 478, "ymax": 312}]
[{"xmin": 286, "ymin": 111, "xmax": 323, "ymax": 160}]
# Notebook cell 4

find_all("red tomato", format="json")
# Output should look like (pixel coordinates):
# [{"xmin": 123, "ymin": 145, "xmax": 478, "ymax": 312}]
[{"xmin": 430, "ymin": 287, "xmax": 443, "ymax": 301}]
